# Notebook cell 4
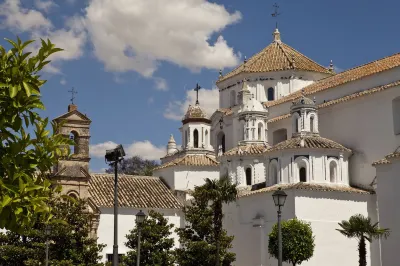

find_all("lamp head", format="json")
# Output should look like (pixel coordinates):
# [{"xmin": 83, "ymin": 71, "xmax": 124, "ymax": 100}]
[
  {"xmin": 272, "ymin": 187, "xmax": 287, "ymax": 208},
  {"xmin": 136, "ymin": 210, "xmax": 146, "ymax": 225},
  {"xmin": 105, "ymin": 144, "xmax": 125, "ymax": 163}
]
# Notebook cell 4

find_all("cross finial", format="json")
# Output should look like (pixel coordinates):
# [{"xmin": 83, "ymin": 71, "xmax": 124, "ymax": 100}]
[
  {"xmin": 194, "ymin": 83, "xmax": 202, "ymax": 105},
  {"xmin": 68, "ymin": 87, "xmax": 78, "ymax": 104},
  {"xmin": 272, "ymin": 3, "xmax": 281, "ymax": 29}
]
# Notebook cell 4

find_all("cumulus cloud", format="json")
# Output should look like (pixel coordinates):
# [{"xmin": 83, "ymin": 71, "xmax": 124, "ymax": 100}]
[
  {"xmin": 34, "ymin": 0, "xmax": 58, "ymax": 12},
  {"xmin": 90, "ymin": 140, "xmax": 166, "ymax": 161},
  {"xmin": 164, "ymin": 87, "xmax": 219, "ymax": 121},
  {"xmin": 84, "ymin": 0, "xmax": 241, "ymax": 76},
  {"xmin": 154, "ymin": 78, "xmax": 168, "ymax": 91}
]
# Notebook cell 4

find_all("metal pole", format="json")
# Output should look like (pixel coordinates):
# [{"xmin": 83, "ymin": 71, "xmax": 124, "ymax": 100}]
[
  {"xmin": 278, "ymin": 206, "xmax": 282, "ymax": 266},
  {"xmin": 113, "ymin": 161, "xmax": 119, "ymax": 266},
  {"xmin": 137, "ymin": 227, "xmax": 141, "ymax": 266},
  {"xmin": 45, "ymin": 240, "xmax": 49, "ymax": 266}
]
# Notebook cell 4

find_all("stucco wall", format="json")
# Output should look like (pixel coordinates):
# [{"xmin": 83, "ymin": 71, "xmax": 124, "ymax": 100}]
[
  {"xmin": 97, "ymin": 207, "xmax": 183, "ymax": 263},
  {"xmin": 375, "ymin": 161, "xmax": 400, "ymax": 266}
]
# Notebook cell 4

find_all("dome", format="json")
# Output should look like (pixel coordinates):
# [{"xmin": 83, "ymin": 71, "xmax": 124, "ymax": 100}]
[
  {"xmin": 290, "ymin": 95, "xmax": 316, "ymax": 111},
  {"xmin": 240, "ymin": 97, "xmax": 266, "ymax": 113},
  {"xmin": 182, "ymin": 103, "xmax": 210, "ymax": 124}
]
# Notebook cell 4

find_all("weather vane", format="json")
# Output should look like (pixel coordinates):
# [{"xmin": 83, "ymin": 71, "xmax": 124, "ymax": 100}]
[
  {"xmin": 68, "ymin": 87, "xmax": 78, "ymax": 104},
  {"xmin": 194, "ymin": 83, "xmax": 202, "ymax": 105},
  {"xmin": 271, "ymin": 3, "xmax": 281, "ymax": 29}
]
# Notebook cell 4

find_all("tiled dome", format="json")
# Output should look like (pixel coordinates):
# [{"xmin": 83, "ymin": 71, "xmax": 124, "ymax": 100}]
[{"xmin": 182, "ymin": 103, "xmax": 210, "ymax": 124}]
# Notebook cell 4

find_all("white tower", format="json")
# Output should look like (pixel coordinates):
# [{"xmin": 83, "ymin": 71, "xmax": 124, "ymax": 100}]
[{"xmin": 290, "ymin": 89, "xmax": 319, "ymax": 137}]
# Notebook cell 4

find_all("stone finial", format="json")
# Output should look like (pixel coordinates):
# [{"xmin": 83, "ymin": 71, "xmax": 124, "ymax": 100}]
[
  {"xmin": 273, "ymin": 28, "xmax": 281, "ymax": 43},
  {"xmin": 68, "ymin": 104, "xmax": 77, "ymax": 112},
  {"xmin": 219, "ymin": 69, "xmax": 223, "ymax": 78},
  {"xmin": 329, "ymin": 60, "xmax": 334, "ymax": 72},
  {"xmin": 244, "ymin": 56, "xmax": 247, "ymax": 63},
  {"xmin": 168, "ymin": 134, "xmax": 176, "ymax": 144},
  {"xmin": 313, "ymin": 96, "xmax": 316, "ymax": 103}
]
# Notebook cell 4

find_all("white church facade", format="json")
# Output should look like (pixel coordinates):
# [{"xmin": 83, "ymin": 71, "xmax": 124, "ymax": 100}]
[{"xmin": 53, "ymin": 28, "xmax": 400, "ymax": 265}]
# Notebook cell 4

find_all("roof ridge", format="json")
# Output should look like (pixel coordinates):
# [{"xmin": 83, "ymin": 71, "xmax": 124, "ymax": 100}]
[{"xmin": 277, "ymin": 42, "xmax": 294, "ymax": 69}]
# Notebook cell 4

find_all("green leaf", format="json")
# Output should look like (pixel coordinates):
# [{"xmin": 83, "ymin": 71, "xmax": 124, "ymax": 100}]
[
  {"xmin": 23, "ymin": 81, "xmax": 32, "ymax": 97},
  {"xmin": 1, "ymin": 196, "xmax": 12, "ymax": 207},
  {"xmin": 9, "ymin": 85, "xmax": 18, "ymax": 98}
]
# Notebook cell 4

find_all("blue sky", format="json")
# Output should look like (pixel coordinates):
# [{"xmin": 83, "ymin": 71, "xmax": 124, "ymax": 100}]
[{"xmin": 1, "ymin": 0, "xmax": 399, "ymax": 172}]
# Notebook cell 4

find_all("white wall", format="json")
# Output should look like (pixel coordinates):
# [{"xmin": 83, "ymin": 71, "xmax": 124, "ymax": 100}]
[
  {"xmin": 97, "ymin": 207, "xmax": 183, "ymax": 263},
  {"xmin": 223, "ymin": 190, "xmax": 377, "ymax": 266},
  {"xmin": 375, "ymin": 161, "xmax": 400, "ymax": 266}
]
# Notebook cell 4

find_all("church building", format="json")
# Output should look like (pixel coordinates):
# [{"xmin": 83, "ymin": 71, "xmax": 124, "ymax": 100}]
[{"xmin": 53, "ymin": 27, "xmax": 400, "ymax": 265}]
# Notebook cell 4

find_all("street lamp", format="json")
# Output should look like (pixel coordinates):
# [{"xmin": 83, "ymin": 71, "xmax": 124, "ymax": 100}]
[
  {"xmin": 45, "ymin": 224, "xmax": 52, "ymax": 266},
  {"xmin": 105, "ymin": 144, "xmax": 126, "ymax": 266},
  {"xmin": 272, "ymin": 188, "xmax": 287, "ymax": 266},
  {"xmin": 136, "ymin": 210, "xmax": 146, "ymax": 266}
]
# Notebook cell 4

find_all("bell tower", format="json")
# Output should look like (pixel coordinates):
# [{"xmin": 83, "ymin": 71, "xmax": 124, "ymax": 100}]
[{"xmin": 52, "ymin": 103, "xmax": 92, "ymax": 198}]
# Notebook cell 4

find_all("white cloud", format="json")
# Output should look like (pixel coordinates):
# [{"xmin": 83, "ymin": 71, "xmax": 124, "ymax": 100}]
[
  {"xmin": 84, "ymin": 0, "xmax": 241, "ymax": 76},
  {"xmin": 164, "ymin": 87, "xmax": 219, "ymax": 121},
  {"xmin": 154, "ymin": 78, "xmax": 168, "ymax": 91},
  {"xmin": 34, "ymin": 0, "xmax": 58, "ymax": 12},
  {"xmin": 0, "ymin": 0, "xmax": 51, "ymax": 32},
  {"xmin": 60, "ymin": 78, "xmax": 67, "ymax": 85},
  {"xmin": 90, "ymin": 140, "xmax": 166, "ymax": 161}
]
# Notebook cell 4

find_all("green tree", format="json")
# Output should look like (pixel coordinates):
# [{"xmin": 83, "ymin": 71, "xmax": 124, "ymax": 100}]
[
  {"xmin": 122, "ymin": 210, "xmax": 175, "ymax": 266},
  {"xmin": 337, "ymin": 214, "xmax": 390, "ymax": 266},
  {"xmin": 106, "ymin": 156, "xmax": 159, "ymax": 176},
  {"xmin": 175, "ymin": 177, "xmax": 237, "ymax": 266},
  {"xmin": 0, "ymin": 37, "xmax": 71, "ymax": 232},
  {"xmin": 0, "ymin": 197, "xmax": 105, "ymax": 265},
  {"xmin": 268, "ymin": 218, "xmax": 315, "ymax": 266}
]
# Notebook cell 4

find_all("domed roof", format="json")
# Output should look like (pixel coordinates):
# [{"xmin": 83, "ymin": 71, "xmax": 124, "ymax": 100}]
[
  {"xmin": 240, "ymin": 97, "xmax": 266, "ymax": 112},
  {"xmin": 292, "ymin": 96, "xmax": 316, "ymax": 106},
  {"xmin": 217, "ymin": 28, "xmax": 332, "ymax": 83},
  {"xmin": 182, "ymin": 103, "xmax": 210, "ymax": 124}
]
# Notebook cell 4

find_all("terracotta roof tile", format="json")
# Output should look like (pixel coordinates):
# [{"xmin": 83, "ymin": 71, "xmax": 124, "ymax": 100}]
[
  {"xmin": 268, "ymin": 80, "xmax": 400, "ymax": 124},
  {"xmin": 270, "ymin": 136, "xmax": 351, "ymax": 152},
  {"xmin": 155, "ymin": 154, "xmax": 219, "ymax": 170},
  {"xmin": 267, "ymin": 53, "xmax": 400, "ymax": 107},
  {"xmin": 89, "ymin": 174, "xmax": 183, "ymax": 209},
  {"xmin": 239, "ymin": 183, "xmax": 373, "ymax": 198},
  {"xmin": 218, "ymin": 39, "xmax": 331, "ymax": 83},
  {"xmin": 217, "ymin": 108, "xmax": 234, "ymax": 116},
  {"xmin": 223, "ymin": 144, "xmax": 270, "ymax": 157},
  {"xmin": 372, "ymin": 152, "xmax": 400, "ymax": 166}
]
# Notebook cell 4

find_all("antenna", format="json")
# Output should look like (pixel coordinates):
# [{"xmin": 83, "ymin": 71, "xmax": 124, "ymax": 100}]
[
  {"xmin": 68, "ymin": 87, "xmax": 78, "ymax": 104},
  {"xmin": 271, "ymin": 3, "xmax": 281, "ymax": 29}
]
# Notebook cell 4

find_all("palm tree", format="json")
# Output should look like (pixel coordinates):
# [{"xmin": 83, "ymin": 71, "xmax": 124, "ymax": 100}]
[
  {"xmin": 201, "ymin": 176, "xmax": 237, "ymax": 266},
  {"xmin": 336, "ymin": 214, "xmax": 390, "ymax": 266}
]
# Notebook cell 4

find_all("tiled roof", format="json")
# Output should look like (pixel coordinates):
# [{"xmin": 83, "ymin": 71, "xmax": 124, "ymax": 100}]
[
  {"xmin": 372, "ymin": 152, "xmax": 400, "ymax": 166},
  {"xmin": 218, "ymin": 36, "xmax": 331, "ymax": 83},
  {"xmin": 268, "ymin": 80, "xmax": 400, "ymax": 124},
  {"xmin": 217, "ymin": 108, "xmax": 234, "ymax": 116},
  {"xmin": 239, "ymin": 183, "xmax": 373, "ymax": 198},
  {"xmin": 154, "ymin": 154, "xmax": 219, "ymax": 170},
  {"xmin": 223, "ymin": 144, "xmax": 269, "ymax": 157},
  {"xmin": 270, "ymin": 136, "xmax": 351, "ymax": 152},
  {"xmin": 89, "ymin": 174, "xmax": 183, "ymax": 209},
  {"xmin": 267, "ymin": 52, "xmax": 400, "ymax": 107},
  {"xmin": 183, "ymin": 103, "xmax": 209, "ymax": 121}
]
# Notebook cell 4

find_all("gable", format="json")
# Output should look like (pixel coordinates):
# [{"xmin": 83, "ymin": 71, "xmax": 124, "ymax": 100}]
[{"xmin": 53, "ymin": 110, "xmax": 91, "ymax": 123}]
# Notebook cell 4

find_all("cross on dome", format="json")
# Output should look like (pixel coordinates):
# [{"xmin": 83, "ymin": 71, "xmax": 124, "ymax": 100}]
[{"xmin": 194, "ymin": 83, "xmax": 202, "ymax": 105}]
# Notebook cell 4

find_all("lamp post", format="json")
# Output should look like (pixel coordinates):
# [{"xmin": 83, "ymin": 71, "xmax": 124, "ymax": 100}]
[
  {"xmin": 45, "ymin": 224, "xmax": 52, "ymax": 266},
  {"xmin": 105, "ymin": 144, "xmax": 126, "ymax": 266},
  {"xmin": 272, "ymin": 188, "xmax": 287, "ymax": 266},
  {"xmin": 136, "ymin": 210, "xmax": 146, "ymax": 266}
]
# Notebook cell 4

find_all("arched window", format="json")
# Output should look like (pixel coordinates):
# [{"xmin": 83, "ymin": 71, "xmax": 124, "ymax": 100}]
[
  {"xmin": 205, "ymin": 130, "xmax": 209, "ymax": 147},
  {"xmin": 245, "ymin": 167, "xmax": 252, "ymax": 186},
  {"xmin": 310, "ymin": 116, "xmax": 314, "ymax": 132},
  {"xmin": 230, "ymin": 90, "xmax": 236, "ymax": 107},
  {"xmin": 217, "ymin": 132, "xmax": 226, "ymax": 154},
  {"xmin": 257, "ymin": 122, "xmax": 263, "ymax": 141},
  {"xmin": 270, "ymin": 163, "xmax": 278, "ymax": 185},
  {"xmin": 299, "ymin": 167, "xmax": 306, "ymax": 182},
  {"xmin": 69, "ymin": 131, "xmax": 79, "ymax": 154},
  {"xmin": 185, "ymin": 130, "xmax": 188, "ymax": 147},
  {"xmin": 67, "ymin": 191, "xmax": 79, "ymax": 200},
  {"xmin": 193, "ymin": 129, "xmax": 199, "ymax": 148},
  {"xmin": 273, "ymin": 128, "xmax": 288, "ymax": 145},
  {"xmin": 267, "ymin": 87, "xmax": 274, "ymax": 101},
  {"xmin": 393, "ymin": 96, "xmax": 400, "ymax": 135},
  {"xmin": 330, "ymin": 161, "xmax": 337, "ymax": 183}
]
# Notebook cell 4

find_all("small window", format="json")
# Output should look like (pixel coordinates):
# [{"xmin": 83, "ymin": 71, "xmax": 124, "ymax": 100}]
[
  {"xmin": 393, "ymin": 97, "xmax": 400, "ymax": 135},
  {"xmin": 230, "ymin": 90, "xmax": 236, "ymax": 107},
  {"xmin": 257, "ymin": 122, "xmax": 263, "ymax": 141},
  {"xmin": 193, "ymin": 129, "xmax": 199, "ymax": 148},
  {"xmin": 267, "ymin": 87, "xmax": 275, "ymax": 101},
  {"xmin": 69, "ymin": 131, "xmax": 78, "ymax": 154},
  {"xmin": 299, "ymin": 167, "xmax": 306, "ymax": 182},
  {"xmin": 330, "ymin": 161, "xmax": 337, "ymax": 183},
  {"xmin": 245, "ymin": 168, "xmax": 252, "ymax": 186},
  {"xmin": 310, "ymin": 116, "xmax": 314, "ymax": 132},
  {"xmin": 217, "ymin": 132, "xmax": 226, "ymax": 154},
  {"xmin": 270, "ymin": 164, "xmax": 278, "ymax": 184}
]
